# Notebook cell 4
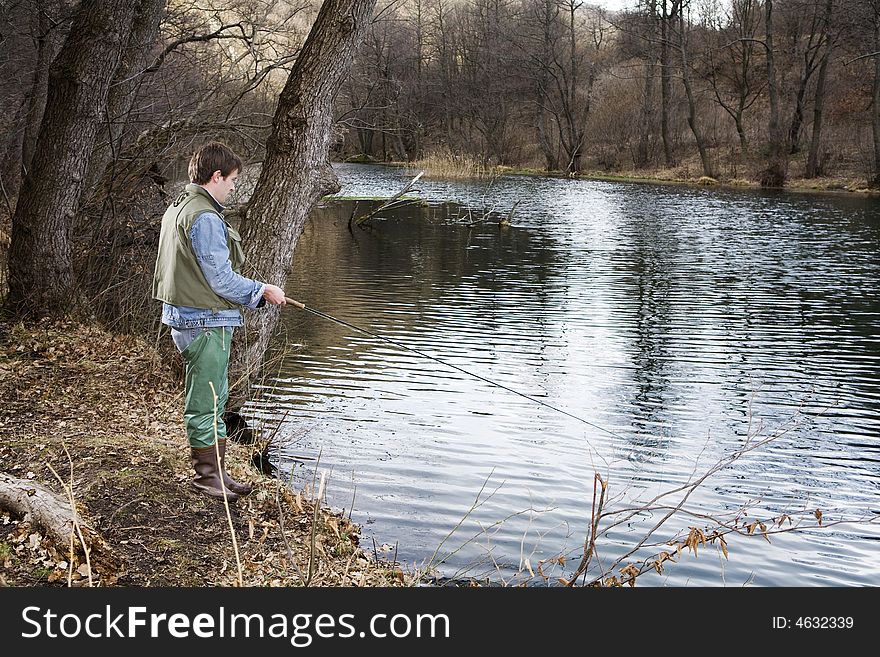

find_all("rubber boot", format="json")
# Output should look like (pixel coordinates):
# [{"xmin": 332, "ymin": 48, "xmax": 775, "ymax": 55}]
[
  {"xmin": 218, "ymin": 438, "xmax": 253, "ymax": 496},
  {"xmin": 191, "ymin": 444, "xmax": 240, "ymax": 501}
]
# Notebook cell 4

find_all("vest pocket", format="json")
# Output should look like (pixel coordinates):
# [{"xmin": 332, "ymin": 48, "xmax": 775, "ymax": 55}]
[{"xmin": 226, "ymin": 225, "xmax": 246, "ymax": 272}]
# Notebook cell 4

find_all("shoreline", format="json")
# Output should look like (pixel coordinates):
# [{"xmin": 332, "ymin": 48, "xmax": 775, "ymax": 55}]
[
  {"xmin": 0, "ymin": 320, "xmax": 410, "ymax": 587},
  {"xmin": 339, "ymin": 158, "xmax": 880, "ymax": 199}
]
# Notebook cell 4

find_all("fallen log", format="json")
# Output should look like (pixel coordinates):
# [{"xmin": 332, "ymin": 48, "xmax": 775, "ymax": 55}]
[
  {"xmin": 0, "ymin": 472, "xmax": 83, "ymax": 546},
  {"xmin": 0, "ymin": 471, "xmax": 123, "ymax": 584}
]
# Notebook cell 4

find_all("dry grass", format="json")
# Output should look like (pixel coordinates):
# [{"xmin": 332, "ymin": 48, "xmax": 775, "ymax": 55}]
[
  {"xmin": 0, "ymin": 319, "xmax": 411, "ymax": 587},
  {"xmin": 409, "ymin": 148, "xmax": 493, "ymax": 180}
]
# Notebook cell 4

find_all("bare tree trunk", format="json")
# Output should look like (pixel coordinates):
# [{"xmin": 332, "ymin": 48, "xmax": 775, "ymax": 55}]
[
  {"xmin": 83, "ymin": 0, "xmax": 166, "ymax": 200},
  {"xmin": 5, "ymin": 5, "xmax": 67, "ymax": 203},
  {"xmin": 229, "ymin": 0, "xmax": 377, "ymax": 409},
  {"xmin": 537, "ymin": 99, "xmax": 557, "ymax": 170},
  {"xmin": 786, "ymin": 5, "xmax": 826, "ymax": 156},
  {"xmin": 873, "ymin": 15, "xmax": 880, "ymax": 187},
  {"xmin": 660, "ymin": 4, "xmax": 674, "ymax": 166},
  {"xmin": 20, "ymin": 8, "xmax": 53, "ymax": 180},
  {"xmin": 413, "ymin": 0, "xmax": 426, "ymax": 159},
  {"xmin": 436, "ymin": 0, "xmax": 454, "ymax": 147},
  {"xmin": 357, "ymin": 127, "xmax": 374, "ymax": 154},
  {"xmin": 805, "ymin": 48, "xmax": 829, "ymax": 177},
  {"xmin": 636, "ymin": 61, "xmax": 654, "ymax": 168},
  {"xmin": 537, "ymin": 0, "xmax": 557, "ymax": 170},
  {"xmin": 788, "ymin": 71, "xmax": 809, "ymax": 155},
  {"xmin": 806, "ymin": 0, "xmax": 834, "ymax": 179},
  {"xmin": 568, "ymin": 1, "xmax": 580, "ymax": 173},
  {"xmin": 5, "ymin": 0, "xmax": 138, "ymax": 317},
  {"xmin": 735, "ymin": 0, "xmax": 756, "ymax": 151},
  {"xmin": 564, "ymin": 0, "xmax": 582, "ymax": 173},
  {"xmin": 761, "ymin": 0, "xmax": 787, "ymax": 187},
  {"xmin": 735, "ymin": 112, "xmax": 747, "ymax": 151},
  {"xmin": 678, "ymin": 11, "xmax": 714, "ymax": 178}
]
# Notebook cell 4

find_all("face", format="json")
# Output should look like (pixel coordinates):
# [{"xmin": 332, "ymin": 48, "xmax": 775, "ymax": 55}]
[{"xmin": 211, "ymin": 169, "xmax": 239, "ymax": 204}]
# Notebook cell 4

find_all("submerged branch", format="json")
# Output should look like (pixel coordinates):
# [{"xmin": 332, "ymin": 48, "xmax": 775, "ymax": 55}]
[{"xmin": 350, "ymin": 171, "xmax": 424, "ymax": 227}]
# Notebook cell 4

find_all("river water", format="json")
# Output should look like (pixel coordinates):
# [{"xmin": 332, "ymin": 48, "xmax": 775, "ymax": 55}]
[{"xmin": 246, "ymin": 164, "xmax": 880, "ymax": 586}]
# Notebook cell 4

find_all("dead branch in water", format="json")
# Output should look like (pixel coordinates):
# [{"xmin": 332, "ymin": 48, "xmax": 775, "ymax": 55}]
[
  {"xmin": 562, "ymin": 406, "xmax": 878, "ymax": 586},
  {"xmin": 350, "ymin": 171, "xmax": 424, "ymax": 228}
]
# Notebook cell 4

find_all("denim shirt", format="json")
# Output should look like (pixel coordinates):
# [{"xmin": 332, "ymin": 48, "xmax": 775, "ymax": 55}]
[{"xmin": 161, "ymin": 210, "xmax": 265, "ymax": 329}]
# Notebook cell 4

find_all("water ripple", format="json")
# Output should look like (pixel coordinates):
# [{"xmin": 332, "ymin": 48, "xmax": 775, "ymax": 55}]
[{"xmin": 248, "ymin": 164, "xmax": 880, "ymax": 586}]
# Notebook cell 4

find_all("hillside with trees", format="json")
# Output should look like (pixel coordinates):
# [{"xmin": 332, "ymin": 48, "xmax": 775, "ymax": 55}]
[{"xmin": 335, "ymin": 0, "xmax": 879, "ymax": 187}]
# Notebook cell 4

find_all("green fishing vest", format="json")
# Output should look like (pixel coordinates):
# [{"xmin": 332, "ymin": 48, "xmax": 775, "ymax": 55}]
[{"xmin": 152, "ymin": 184, "xmax": 246, "ymax": 311}]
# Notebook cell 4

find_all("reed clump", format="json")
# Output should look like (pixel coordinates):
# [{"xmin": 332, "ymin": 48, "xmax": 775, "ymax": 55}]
[{"xmin": 409, "ymin": 148, "xmax": 493, "ymax": 180}]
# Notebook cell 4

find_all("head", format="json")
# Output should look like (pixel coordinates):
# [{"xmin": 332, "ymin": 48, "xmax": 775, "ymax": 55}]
[{"xmin": 188, "ymin": 141, "xmax": 242, "ymax": 205}]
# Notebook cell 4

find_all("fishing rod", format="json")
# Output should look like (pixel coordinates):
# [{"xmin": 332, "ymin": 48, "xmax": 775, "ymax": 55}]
[{"xmin": 284, "ymin": 297, "xmax": 626, "ymax": 440}]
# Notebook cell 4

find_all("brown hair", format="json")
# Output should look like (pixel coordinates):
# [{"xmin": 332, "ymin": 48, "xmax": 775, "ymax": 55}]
[{"xmin": 188, "ymin": 141, "xmax": 243, "ymax": 184}]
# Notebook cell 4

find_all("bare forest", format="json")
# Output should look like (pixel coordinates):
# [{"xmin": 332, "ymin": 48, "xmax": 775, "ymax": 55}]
[
  {"xmin": 1, "ymin": 0, "xmax": 879, "ymax": 329},
  {"xmin": 0, "ymin": 0, "xmax": 877, "ymax": 593},
  {"xmin": 336, "ymin": 0, "xmax": 879, "ymax": 187}
]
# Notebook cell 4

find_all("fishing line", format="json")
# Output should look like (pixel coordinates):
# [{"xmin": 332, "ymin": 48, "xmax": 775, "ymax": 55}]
[{"xmin": 285, "ymin": 298, "xmax": 626, "ymax": 440}]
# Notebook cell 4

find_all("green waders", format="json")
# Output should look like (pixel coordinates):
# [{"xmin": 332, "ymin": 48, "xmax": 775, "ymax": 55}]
[
  {"xmin": 182, "ymin": 327, "xmax": 232, "ymax": 448},
  {"xmin": 181, "ymin": 327, "xmax": 253, "ymax": 499}
]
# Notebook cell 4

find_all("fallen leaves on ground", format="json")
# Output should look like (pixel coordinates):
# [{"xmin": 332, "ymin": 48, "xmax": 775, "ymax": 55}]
[{"xmin": 0, "ymin": 319, "xmax": 410, "ymax": 588}]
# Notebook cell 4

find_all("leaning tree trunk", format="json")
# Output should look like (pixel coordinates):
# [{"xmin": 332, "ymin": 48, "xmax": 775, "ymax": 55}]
[
  {"xmin": 5, "ymin": 0, "xmax": 138, "ymax": 317},
  {"xmin": 229, "ymin": 0, "xmax": 377, "ymax": 409}
]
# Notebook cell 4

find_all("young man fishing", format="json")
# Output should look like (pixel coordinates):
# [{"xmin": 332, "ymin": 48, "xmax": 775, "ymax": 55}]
[{"xmin": 152, "ymin": 141, "xmax": 287, "ymax": 501}]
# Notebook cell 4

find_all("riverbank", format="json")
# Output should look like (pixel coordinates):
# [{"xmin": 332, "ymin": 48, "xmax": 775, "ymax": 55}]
[
  {"xmin": 348, "ymin": 154, "xmax": 880, "ymax": 196},
  {"xmin": 555, "ymin": 167, "xmax": 879, "ymax": 196},
  {"xmin": 0, "ymin": 319, "xmax": 409, "ymax": 587}
]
